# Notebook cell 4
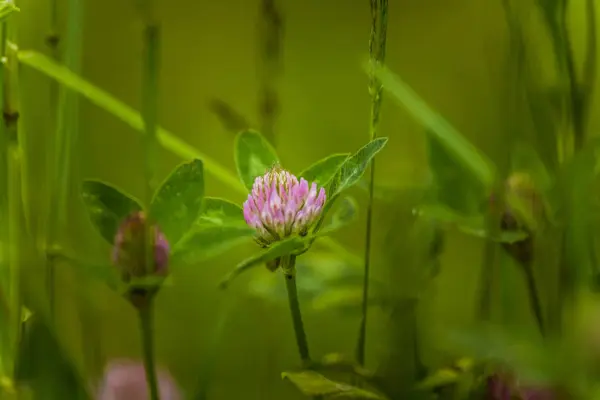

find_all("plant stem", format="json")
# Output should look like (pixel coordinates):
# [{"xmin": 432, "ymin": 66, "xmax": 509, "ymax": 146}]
[
  {"xmin": 138, "ymin": 0, "xmax": 160, "ymax": 280},
  {"xmin": 46, "ymin": 0, "xmax": 83, "ymax": 323},
  {"xmin": 3, "ymin": 13, "xmax": 22, "ymax": 385},
  {"xmin": 356, "ymin": 0, "xmax": 388, "ymax": 367},
  {"xmin": 282, "ymin": 255, "xmax": 310, "ymax": 365},
  {"xmin": 522, "ymin": 262, "xmax": 545, "ymax": 336},
  {"xmin": 256, "ymin": 0, "xmax": 283, "ymax": 147},
  {"xmin": 139, "ymin": 304, "xmax": 160, "ymax": 400}
]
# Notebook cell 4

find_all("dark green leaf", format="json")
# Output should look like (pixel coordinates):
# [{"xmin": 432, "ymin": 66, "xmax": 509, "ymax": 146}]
[
  {"xmin": 234, "ymin": 130, "xmax": 279, "ymax": 190},
  {"xmin": 282, "ymin": 370, "xmax": 386, "ymax": 399},
  {"xmin": 329, "ymin": 138, "xmax": 388, "ymax": 197},
  {"xmin": 219, "ymin": 236, "xmax": 308, "ymax": 289},
  {"xmin": 172, "ymin": 225, "xmax": 255, "ymax": 265},
  {"xmin": 197, "ymin": 197, "xmax": 245, "ymax": 226},
  {"xmin": 150, "ymin": 159, "xmax": 205, "ymax": 246},
  {"xmin": 81, "ymin": 180, "xmax": 143, "ymax": 244},
  {"xmin": 369, "ymin": 62, "xmax": 495, "ymax": 187},
  {"xmin": 318, "ymin": 196, "xmax": 359, "ymax": 235},
  {"xmin": 299, "ymin": 154, "xmax": 350, "ymax": 187}
]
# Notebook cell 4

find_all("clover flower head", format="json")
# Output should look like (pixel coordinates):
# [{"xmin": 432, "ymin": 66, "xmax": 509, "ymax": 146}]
[
  {"xmin": 243, "ymin": 165, "xmax": 326, "ymax": 246},
  {"xmin": 112, "ymin": 211, "xmax": 170, "ymax": 280},
  {"xmin": 96, "ymin": 359, "xmax": 181, "ymax": 400}
]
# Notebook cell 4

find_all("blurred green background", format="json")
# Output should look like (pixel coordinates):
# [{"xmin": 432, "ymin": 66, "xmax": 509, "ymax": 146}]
[{"xmin": 9, "ymin": 0, "xmax": 600, "ymax": 398}]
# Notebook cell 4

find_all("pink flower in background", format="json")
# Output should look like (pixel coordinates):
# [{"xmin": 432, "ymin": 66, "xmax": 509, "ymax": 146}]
[
  {"xmin": 243, "ymin": 166, "xmax": 326, "ymax": 246},
  {"xmin": 112, "ymin": 211, "xmax": 170, "ymax": 281},
  {"xmin": 487, "ymin": 373, "xmax": 557, "ymax": 400},
  {"xmin": 96, "ymin": 359, "xmax": 181, "ymax": 400}
]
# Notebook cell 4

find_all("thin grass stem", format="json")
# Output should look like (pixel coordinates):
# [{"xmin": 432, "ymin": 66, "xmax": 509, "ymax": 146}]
[
  {"xmin": 356, "ymin": 0, "xmax": 388, "ymax": 367},
  {"xmin": 45, "ymin": 0, "xmax": 83, "ymax": 323}
]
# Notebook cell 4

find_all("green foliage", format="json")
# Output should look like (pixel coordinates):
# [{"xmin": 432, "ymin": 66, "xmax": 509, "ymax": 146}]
[
  {"xmin": 0, "ymin": 1, "xmax": 18, "ymax": 22},
  {"xmin": 171, "ymin": 197, "xmax": 255, "ymax": 265},
  {"xmin": 282, "ymin": 370, "xmax": 386, "ymax": 399},
  {"xmin": 173, "ymin": 225, "xmax": 255, "ymax": 266},
  {"xmin": 219, "ymin": 236, "xmax": 308, "ymax": 288},
  {"xmin": 316, "ymin": 137, "xmax": 389, "ymax": 230},
  {"xmin": 149, "ymin": 159, "xmax": 205, "ymax": 246},
  {"xmin": 234, "ymin": 129, "xmax": 279, "ymax": 190},
  {"xmin": 318, "ymin": 196, "xmax": 359, "ymax": 235},
  {"xmin": 327, "ymin": 138, "xmax": 389, "ymax": 199},
  {"xmin": 197, "ymin": 197, "xmax": 246, "ymax": 226},
  {"xmin": 299, "ymin": 153, "xmax": 350, "ymax": 187},
  {"xmin": 80, "ymin": 180, "xmax": 143, "ymax": 244}
]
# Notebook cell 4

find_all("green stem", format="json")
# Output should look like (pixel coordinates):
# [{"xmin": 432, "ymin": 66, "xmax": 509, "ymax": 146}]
[
  {"xmin": 282, "ymin": 255, "xmax": 310, "ymax": 365},
  {"xmin": 356, "ymin": 0, "xmax": 388, "ymax": 367},
  {"xmin": 46, "ymin": 0, "xmax": 83, "ymax": 322},
  {"xmin": 522, "ymin": 262, "xmax": 546, "ymax": 336},
  {"xmin": 138, "ymin": 304, "xmax": 160, "ymax": 400},
  {"xmin": 3, "ymin": 15, "xmax": 21, "ymax": 385},
  {"xmin": 138, "ymin": 1, "xmax": 160, "ymax": 280},
  {"xmin": 256, "ymin": 0, "xmax": 283, "ymax": 147}
]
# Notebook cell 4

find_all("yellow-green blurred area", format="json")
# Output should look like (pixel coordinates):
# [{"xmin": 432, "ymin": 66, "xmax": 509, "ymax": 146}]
[{"xmin": 7, "ymin": 0, "xmax": 600, "ymax": 398}]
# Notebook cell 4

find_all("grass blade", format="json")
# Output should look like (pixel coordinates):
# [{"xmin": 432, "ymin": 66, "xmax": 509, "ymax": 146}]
[{"xmin": 368, "ymin": 62, "xmax": 495, "ymax": 188}]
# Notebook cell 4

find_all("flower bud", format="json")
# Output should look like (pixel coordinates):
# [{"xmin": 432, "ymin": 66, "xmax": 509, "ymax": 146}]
[
  {"xmin": 491, "ymin": 172, "xmax": 544, "ymax": 266},
  {"xmin": 96, "ymin": 359, "xmax": 181, "ymax": 400},
  {"xmin": 243, "ymin": 165, "xmax": 326, "ymax": 247},
  {"xmin": 112, "ymin": 211, "xmax": 170, "ymax": 282}
]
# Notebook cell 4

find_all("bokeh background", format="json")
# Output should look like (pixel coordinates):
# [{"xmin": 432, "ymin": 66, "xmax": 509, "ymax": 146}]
[{"xmin": 9, "ymin": 0, "xmax": 600, "ymax": 398}]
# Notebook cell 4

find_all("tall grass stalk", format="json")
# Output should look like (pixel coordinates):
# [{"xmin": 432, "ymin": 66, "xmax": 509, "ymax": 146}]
[
  {"xmin": 2, "ymin": 11, "xmax": 21, "ymax": 385},
  {"xmin": 356, "ymin": 0, "xmax": 388, "ymax": 367},
  {"xmin": 256, "ymin": 0, "xmax": 283, "ymax": 147},
  {"xmin": 45, "ymin": 0, "xmax": 83, "ymax": 323},
  {"xmin": 137, "ymin": 0, "xmax": 161, "ymax": 398}
]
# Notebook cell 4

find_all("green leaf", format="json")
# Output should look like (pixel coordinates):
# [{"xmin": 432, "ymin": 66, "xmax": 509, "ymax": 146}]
[
  {"xmin": 0, "ymin": 1, "xmax": 18, "ymax": 22},
  {"xmin": 282, "ymin": 371, "xmax": 386, "ymax": 399},
  {"xmin": 415, "ymin": 368, "xmax": 461, "ymax": 390},
  {"xmin": 149, "ymin": 159, "xmax": 205, "ymax": 246},
  {"xmin": 234, "ymin": 130, "xmax": 279, "ymax": 190},
  {"xmin": 319, "ymin": 196, "xmax": 359, "ymax": 235},
  {"xmin": 81, "ymin": 180, "xmax": 143, "ymax": 244},
  {"xmin": 330, "ymin": 138, "xmax": 388, "ymax": 197},
  {"xmin": 172, "ymin": 225, "xmax": 255, "ymax": 265},
  {"xmin": 197, "ymin": 197, "xmax": 245, "ymax": 226},
  {"xmin": 368, "ymin": 62, "xmax": 495, "ymax": 188},
  {"xmin": 219, "ymin": 236, "xmax": 308, "ymax": 289},
  {"xmin": 299, "ymin": 154, "xmax": 350, "ymax": 186}
]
